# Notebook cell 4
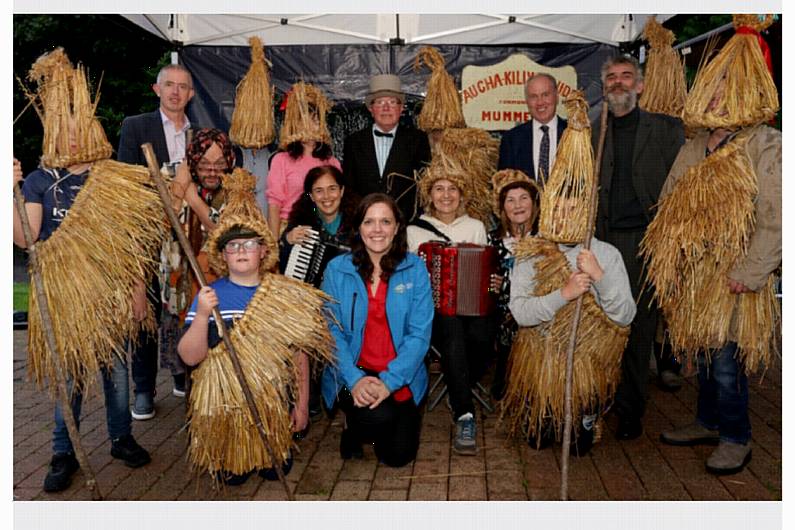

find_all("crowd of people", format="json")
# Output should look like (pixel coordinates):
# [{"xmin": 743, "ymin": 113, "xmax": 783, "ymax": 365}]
[{"xmin": 13, "ymin": 27, "xmax": 780, "ymax": 496}]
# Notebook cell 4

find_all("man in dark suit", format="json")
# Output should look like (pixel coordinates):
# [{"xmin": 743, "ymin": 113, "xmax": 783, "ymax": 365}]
[
  {"xmin": 117, "ymin": 63, "xmax": 195, "ymax": 420},
  {"xmin": 498, "ymin": 73, "xmax": 567, "ymax": 184},
  {"xmin": 343, "ymin": 74, "xmax": 431, "ymax": 221},
  {"xmin": 592, "ymin": 55, "xmax": 685, "ymax": 440}
]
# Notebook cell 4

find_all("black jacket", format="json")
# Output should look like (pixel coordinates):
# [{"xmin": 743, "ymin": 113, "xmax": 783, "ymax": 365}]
[
  {"xmin": 342, "ymin": 123, "xmax": 431, "ymax": 222},
  {"xmin": 497, "ymin": 117, "xmax": 567, "ymax": 181}
]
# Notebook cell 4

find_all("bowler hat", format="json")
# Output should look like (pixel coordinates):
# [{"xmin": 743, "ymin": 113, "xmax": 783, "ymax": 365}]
[{"xmin": 365, "ymin": 74, "xmax": 406, "ymax": 106}]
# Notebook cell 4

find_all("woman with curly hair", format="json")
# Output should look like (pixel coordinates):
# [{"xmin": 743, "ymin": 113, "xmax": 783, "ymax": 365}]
[{"xmin": 278, "ymin": 165, "xmax": 357, "ymax": 288}]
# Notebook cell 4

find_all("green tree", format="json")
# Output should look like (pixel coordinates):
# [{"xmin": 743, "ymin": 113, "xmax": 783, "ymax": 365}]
[{"xmin": 13, "ymin": 14, "xmax": 170, "ymax": 173}]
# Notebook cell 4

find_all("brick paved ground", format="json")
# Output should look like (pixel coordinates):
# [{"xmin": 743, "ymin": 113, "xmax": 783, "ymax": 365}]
[{"xmin": 13, "ymin": 329, "xmax": 781, "ymax": 501}]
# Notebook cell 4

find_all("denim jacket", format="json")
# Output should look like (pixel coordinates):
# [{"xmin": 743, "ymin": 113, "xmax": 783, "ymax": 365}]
[{"xmin": 320, "ymin": 252, "xmax": 433, "ymax": 407}]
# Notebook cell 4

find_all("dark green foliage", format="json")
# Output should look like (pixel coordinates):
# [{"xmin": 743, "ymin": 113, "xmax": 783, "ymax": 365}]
[{"xmin": 13, "ymin": 14, "xmax": 170, "ymax": 173}]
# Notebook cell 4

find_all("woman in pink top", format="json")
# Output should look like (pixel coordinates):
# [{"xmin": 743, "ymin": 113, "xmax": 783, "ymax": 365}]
[{"xmin": 266, "ymin": 82, "xmax": 340, "ymax": 236}]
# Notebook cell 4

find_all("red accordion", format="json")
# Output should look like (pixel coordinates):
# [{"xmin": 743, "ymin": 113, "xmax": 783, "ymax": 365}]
[{"xmin": 418, "ymin": 241, "xmax": 498, "ymax": 317}]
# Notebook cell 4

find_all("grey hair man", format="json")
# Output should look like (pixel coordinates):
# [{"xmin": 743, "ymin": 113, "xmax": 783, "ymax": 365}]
[
  {"xmin": 592, "ymin": 54, "xmax": 684, "ymax": 441},
  {"xmin": 498, "ymin": 72, "xmax": 568, "ymax": 183},
  {"xmin": 117, "ymin": 62, "xmax": 198, "ymax": 421}
]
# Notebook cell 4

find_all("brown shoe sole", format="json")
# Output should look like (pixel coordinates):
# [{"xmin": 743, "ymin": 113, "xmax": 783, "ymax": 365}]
[{"xmin": 705, "ymin": 450, "xmax": 752, "ymax": 475}]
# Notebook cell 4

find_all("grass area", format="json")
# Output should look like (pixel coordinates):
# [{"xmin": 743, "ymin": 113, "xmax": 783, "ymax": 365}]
[{"xmin": 13, "ymin": 282, "xmax": 29, "ymax": 312}]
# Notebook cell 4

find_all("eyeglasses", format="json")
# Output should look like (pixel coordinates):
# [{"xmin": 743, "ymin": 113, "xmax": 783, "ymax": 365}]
[
  {"xmin": 223, "ymin": 240, "xmax": 262, "ymax": 253},
  {"xmin": 370, "ymin": 99, "xmax": 402, "ymax": 109},
  {"xmin": 197, "ymin": 161, "xmax": 229, "ymax": 173}
]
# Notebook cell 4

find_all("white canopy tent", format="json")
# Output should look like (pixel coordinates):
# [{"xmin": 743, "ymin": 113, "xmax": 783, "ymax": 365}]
[{"xmin": 123, "ymin": 14, "xmax": 673, "ymax": 47}]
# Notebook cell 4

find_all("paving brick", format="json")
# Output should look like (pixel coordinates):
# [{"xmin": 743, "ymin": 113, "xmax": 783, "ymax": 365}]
[
  {"xmin": 331, "ymin": 480, "xmax": 370, "ymax": 500},
  {"xmin": 368, "ymin": 489, "xmax": 408, "ymax": 501},
  {"xmin": 372, "ymin": 463, "xmax": 413, "ymax": 490},
  {"xmin": 295, "ymin": 463, "xmax": 339, "ymax": 496},
  {"xmin": 408, "ymin": 481, "xmax": 447, "ymax": 501},
  {"xmin": 449, "ymin": 475, "xmax": 487, "ymax": 500},
  {"xmin": 338, "ymin": 457, "xmax": 377, "ymax": 481},
  {"xmin": 13, "ymin": 327, "xmax": 782, "ymax": 501}
]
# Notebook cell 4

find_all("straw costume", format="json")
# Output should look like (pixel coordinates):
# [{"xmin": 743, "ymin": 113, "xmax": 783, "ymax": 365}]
[
  {"xmin": 22, "ymin": 48, "xmax": 166, "ymax": 391},
  {"xmin": 640, "ymin": 14, "xmax": 780, "ymax": 375},
  {"xmin": 638, "ymin": 17, "xmax": 687, "ymax": 118},
  {"xmin": 643, "ymin": 14, "xmax": 780, "ymax": 475},
  {"xmin": 267, "ymin": 81, "xmax": 340, "ymax": 235},
  {"xmin": 277, "ymin": 81, "xmax": 332, "ymax": 150},
  {"xmin": 229, "ymin": 36, "xmax": 275, "ymax": 149},
  {"xmin": 407, "ymin": 153, "xmax": 488, "ymax": 253},
  {"xmin": 414, "ymin": 46, "xmax": 466, "ymax": 132},
  {"xmin": 414, "ymin": 46, "xmax": 499, "ymax": 226},
  {"xmin": 500, "ymin": 93, "xmax": 635, "ymax": 445},
  {"xmin": 184, "ymin": 170, "xmax": 334, "ymax": 479}
]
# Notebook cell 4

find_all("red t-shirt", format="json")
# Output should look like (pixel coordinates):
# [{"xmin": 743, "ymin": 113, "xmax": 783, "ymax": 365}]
[{"xmin": 357, "ymin": 279, "xmax": 412, "ymax": 402}]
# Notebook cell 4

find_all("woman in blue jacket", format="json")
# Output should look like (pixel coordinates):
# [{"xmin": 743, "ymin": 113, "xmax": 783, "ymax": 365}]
[{"xmin": 321, "ymin": 193, "xmax": 433, "ymax": 467}]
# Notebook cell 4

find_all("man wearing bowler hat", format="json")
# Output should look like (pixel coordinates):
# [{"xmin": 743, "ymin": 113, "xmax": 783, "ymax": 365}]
[{"xmin": 343, "ymin": 74, "xmax": 431, "ymax": 221}]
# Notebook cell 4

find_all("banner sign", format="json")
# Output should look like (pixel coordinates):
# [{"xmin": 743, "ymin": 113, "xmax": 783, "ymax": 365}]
[{"xmin": 462, "ymin": 54, "xmax": 577, "ymax": 131}]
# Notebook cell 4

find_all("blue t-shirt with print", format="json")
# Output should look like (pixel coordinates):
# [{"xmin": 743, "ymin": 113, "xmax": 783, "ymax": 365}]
[
  {"xmin": 184, "ymin": 276, "xmax": 257, "ymax": 348},
  {"xmin": 21, "ymin": 167, "xmax": 88, "ymax": 243}
]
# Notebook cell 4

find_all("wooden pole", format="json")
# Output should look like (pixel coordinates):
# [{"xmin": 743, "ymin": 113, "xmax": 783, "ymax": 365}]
[
  {"xmin": 559, "ymin": 101, "xmax": 609, "ymax": 501},
  {"xmin": 13, "ymin": 184, "xmax": 103, "ymax": 500},
  {"xmin": 141, "ymin": 144, "xmax": 295, "ymax": 501}
]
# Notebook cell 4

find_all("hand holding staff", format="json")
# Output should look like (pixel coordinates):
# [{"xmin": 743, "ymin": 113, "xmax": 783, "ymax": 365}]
[
  {"xmin": 559, "ymin": 100, "xmax": 609, "ymax": 501},
  {"xmin": 141, "ymin": 143, "xmax": 295, "ymax": 501},
  {"xmin": 12, "ymin": 162, "xmax": 103, "ymax": 500}
]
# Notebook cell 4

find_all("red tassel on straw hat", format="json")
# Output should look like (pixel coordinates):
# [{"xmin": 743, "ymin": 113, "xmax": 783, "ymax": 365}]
[{"xmin": 735, "ymin": 26, "xmax": 774, "ymax": 75}]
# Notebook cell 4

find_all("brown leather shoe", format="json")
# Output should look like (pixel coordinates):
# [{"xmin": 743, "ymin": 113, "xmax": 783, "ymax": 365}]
[{"xmin": 705, "ymin": 441, "xmax": 752, "ymax": 475}]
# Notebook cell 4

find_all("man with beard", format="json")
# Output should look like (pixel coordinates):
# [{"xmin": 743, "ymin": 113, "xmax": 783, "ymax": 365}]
[
  {"xmin": 118, "ymin": 64, "xmax": 196, "ymax": 419},
  {"xmin": 498, "ymin": 73, "xmax": 567, "ymax": 184},
  {"xmin": 592, "ymin": 55, "xmax": 684, "ymax": 440},
  {"xmin": 158, "ymin": 128, "xmax": 236, "ymax": 399}
]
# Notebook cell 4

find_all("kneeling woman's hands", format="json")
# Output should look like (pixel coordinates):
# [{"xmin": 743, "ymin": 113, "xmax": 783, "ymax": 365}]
[{"xmin": 352, "ymin": 376, "xmax": 390, "ymax": 409}]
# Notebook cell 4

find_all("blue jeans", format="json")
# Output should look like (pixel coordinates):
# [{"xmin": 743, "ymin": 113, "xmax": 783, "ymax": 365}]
[
  {"xmin": 696, "ymin": 342, "xmax": 751, "ymax": 444},
  {"xmin": 52, "ymin": 353, "xmax": 132, "ymax": 454}
]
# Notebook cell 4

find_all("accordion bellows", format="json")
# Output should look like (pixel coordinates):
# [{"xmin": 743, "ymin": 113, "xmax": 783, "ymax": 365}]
[
  {"xmin": 499, "ymin": 238, "xmax": 629, "ymax": 440},
  {"xmin": 187, "ymin": 273, "xmax": 334, "ymax": 476},
  {"xmin": 27, "ymin": 160, "xmax": 167, "ymax": 391}
]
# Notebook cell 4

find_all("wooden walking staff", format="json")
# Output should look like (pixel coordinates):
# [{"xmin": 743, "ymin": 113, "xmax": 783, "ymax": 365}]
[
  {"xmin": 559, "ymin": 101, "xmax": 609, "ymax": 501},
  {"xmin": 13, "ymin": 184, "xmax": 103, "ymax": 500},
  {"xmin": 141, "ymin": 143, "xmax": 295, "ymax": 501}
]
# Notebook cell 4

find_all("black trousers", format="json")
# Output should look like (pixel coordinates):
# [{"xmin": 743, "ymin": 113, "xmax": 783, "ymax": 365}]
[
  {"xmin": 433, "ymin": 314, "xmax": 495, "ymax": 420},
  {"xmin": 338, "ymin": 389, "xmax": 421, "ymax": 468},
  {"xmin": 603, "ymin": 227, "xmax": 657, "ymax": 420}
]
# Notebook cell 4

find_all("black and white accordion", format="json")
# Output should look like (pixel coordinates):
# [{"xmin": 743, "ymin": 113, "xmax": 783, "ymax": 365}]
[{"xmin": 284, "ymin": 229, "xmax": 350, "ymax": 287}]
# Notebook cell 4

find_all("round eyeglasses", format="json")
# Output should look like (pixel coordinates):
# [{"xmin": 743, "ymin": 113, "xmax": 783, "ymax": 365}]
[{"xmin": 223, "ymin": 240, "xmax": 262, "ymax": 253}]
